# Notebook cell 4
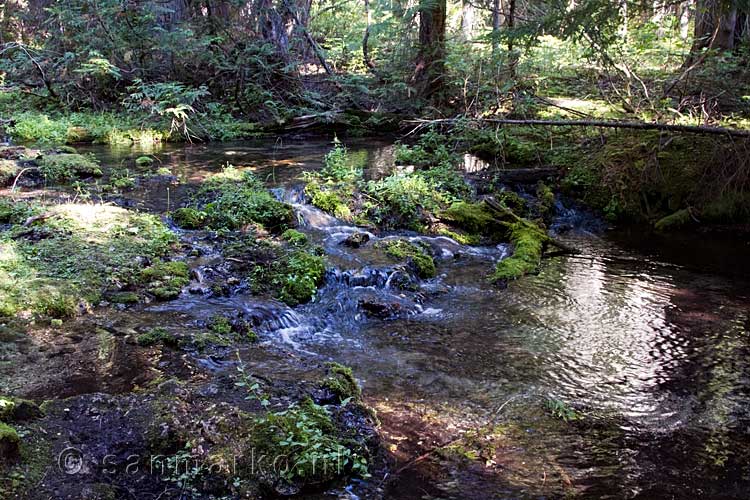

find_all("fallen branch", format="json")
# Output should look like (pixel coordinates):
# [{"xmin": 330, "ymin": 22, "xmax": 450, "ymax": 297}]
[{"xmin": 406, "ymin": 118, "xmax": 750, "ymax": 138}]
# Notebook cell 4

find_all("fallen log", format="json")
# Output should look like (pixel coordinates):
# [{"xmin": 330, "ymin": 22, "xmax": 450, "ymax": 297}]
[
  {"xmin": 472, "ymin": 167, "xmax": 559, "ymax": 184},
  {"xmin": 406, "ymin": 118, "xmax": 750, "ymax": 138}
]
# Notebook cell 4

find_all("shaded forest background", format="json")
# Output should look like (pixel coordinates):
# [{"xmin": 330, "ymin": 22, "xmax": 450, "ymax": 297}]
[{"xmin": 1, "ymin": 0, "xmax": 750, "ymax": 128}]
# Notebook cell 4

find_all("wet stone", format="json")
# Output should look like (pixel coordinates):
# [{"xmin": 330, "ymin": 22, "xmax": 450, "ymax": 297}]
[{"xmin": 341, "ymin": 232, "xmax": 370, "ymax": 248}]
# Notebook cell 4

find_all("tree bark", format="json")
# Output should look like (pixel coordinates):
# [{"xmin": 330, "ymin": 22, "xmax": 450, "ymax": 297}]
[
  {"xmin": 414, "ymin": 0, "xmax": 447, "ymax": 99},
  {"xmin": 692, "ymin": 0, "xmax": 737, "ymax": 51}
]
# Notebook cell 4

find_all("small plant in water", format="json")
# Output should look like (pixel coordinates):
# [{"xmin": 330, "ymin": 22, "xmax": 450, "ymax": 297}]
[{"xmin": 545, "ymin": 398, "xmax": 582, "ymax": 422}]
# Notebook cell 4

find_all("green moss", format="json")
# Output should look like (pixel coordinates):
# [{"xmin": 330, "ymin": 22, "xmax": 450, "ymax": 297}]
[
  {"xmin": 281, "ymin": 229, "xmax": 308, "ymax": 246},
  {"xmin": 186, "ymin": 166, "xmax": 294, "ymax": 231},
  {"xmin": 208, "ymin": 315, "xmax": 232, "ymax": 335},
  {"xmin": 322, "ymin": 362, "xmax": 361, "ymax": 401},
  {"xmin": 437, "ymin": 229, "xmax": 481, "ymax": 245},
  {"xmin": 654, "ymin": 208, "xmax": 692, "ymax": 231},
  {"xmin": 536, "ymin": 182, "xmax": 556, "ymax": 217},
  {"xmin": 171, "ymin": 207, "xmax": 207, "ymax": 229},
  {"xmin": 0, "ymin": 421, "xmax": 20, "ymax": 460},
  {"xmin": 136, "ymin": 327, "xmax": 178, "ymax": 347},
  {"xmin": 0, "ymin": 398, "xmax": 42, "ymax": 422},
  {"xmin": 109, "ymin": 292, "xmax": 139, "ymax": 304},
  {"xmin": 0, "ymin": 160, "xmax": 18, "ymax": 186},
  {"xmin": 442, "ymin": 201, "xmax": 498, "ymax": 235},
  {"xmin": 141, "ymin": 261, "xmax": 190, "ymax": 300},
  {"xmin": 135, "ymin": 156, "xmax": 154, "ymax": 166},
  {"xmin": 37, "ymin": 153, "xmax": 102, "ymax": 182},
  {"xmin": 381, "ymin": 240, "xmax": 436, "ymax": 279},
  {"xmin": 0, "ymin": 399, "xmax": 15, "ymax": 422},
  {"xmin": 492, "ymin": 221, "xmax": 548, "ymax": 281},
  {"xmin": 0, "ymin": 203, "xmax": 177, "ymax": 316}
]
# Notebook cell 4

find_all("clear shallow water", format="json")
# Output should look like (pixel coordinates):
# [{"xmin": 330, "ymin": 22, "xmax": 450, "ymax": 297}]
[{"xmin": 75, "ymin": 140, "xmax": 750, "ymax": 498}]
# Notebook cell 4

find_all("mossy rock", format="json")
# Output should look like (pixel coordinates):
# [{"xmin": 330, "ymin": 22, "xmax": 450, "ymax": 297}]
[
  {"xmin": 381, "ymin": 239, "xmax": 436, "ymax": 279},
  {"xmin": 322, "ymin": 362, "xmax": 361, "ymax": 402},
  {"xmin": 37, "ymin": 153, "xmax": 102, "ymax": 182},
  {"xmin": 0, "ymin": 422, "xmax": 19, "ymax": 464},
  {"xmin": 249, "ymin": 249, "xmax": 327, "ymax": 306},
  {"xmin": 141, "ymin": 261, "xmax": 190, "ymax": 300},
  {"xmin": 0, "ymin": 159, "xmax": 18, "ymax": 186},
  {"xmin": 187, "ymin": 167, "xmax": 294, "ymax": 231},
  {"xmin": 135, "ymin": 156, "xmax": 154, "ymax": 166},
  {"xmin": 0, "ymin": 397, "xmax": 43, "ymax": 422},
  {"xmin": 281, "ymin": 229, "xmax": 308, "ymax": 246}
]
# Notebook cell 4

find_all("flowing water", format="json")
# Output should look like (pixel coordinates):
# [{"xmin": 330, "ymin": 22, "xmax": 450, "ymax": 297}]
[{"xmin": 40, "ymin": 139, "xmax": 750, "ymax": 498}]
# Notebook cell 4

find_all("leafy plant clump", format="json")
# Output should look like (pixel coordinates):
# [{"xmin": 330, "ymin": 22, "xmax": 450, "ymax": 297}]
[
  {"xmin": 248, "ymin": 398, "xmax": 369, "ymax": 485},
  {"xmin": 136, "ymin": 327, "xmax": 179, "ymax": 347},
  {"xmin": 250, "ymin": 247, "xmax": 327, "ymax": 306},
  {"xmin": 174, "ymin": 166, "xmax": 293, "ymax": 232},
  {"xmin": 380, "ymin": 239, "xmax": 436, "ymax": 279},
  {"xmin": 545, "ymin": 399, "xmax": 582, "ymax": 422}
]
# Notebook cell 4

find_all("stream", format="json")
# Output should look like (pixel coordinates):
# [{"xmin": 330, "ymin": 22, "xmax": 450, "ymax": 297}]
[{"xmin": 10, "ymin": 137, "xmax": 750, "ymax": 499}]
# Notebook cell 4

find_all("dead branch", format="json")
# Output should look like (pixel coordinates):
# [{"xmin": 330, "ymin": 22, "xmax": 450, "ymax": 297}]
[{"xmin": 405, "ymin": 118, "xmax": 750, "ymax": 138}]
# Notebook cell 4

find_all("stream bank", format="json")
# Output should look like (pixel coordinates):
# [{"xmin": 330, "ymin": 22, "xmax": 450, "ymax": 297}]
[{"xmin": 1, "ymin": 136, "xmax": 749, "ymax": 499}]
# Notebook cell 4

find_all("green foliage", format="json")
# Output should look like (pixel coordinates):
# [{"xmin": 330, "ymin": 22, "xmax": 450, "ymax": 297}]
[
  {"xmin": 37, "ymin": 154, "xmax": 102, "ymax": 182},
  {"xmin": 249, "ymin": 398, "xmax": 369, "ymax": 484},
  {"xmin": 8, "ymin": 113, "xmax": 68, "ymax": 144},
  {"xmin": 184, "ymin": 167, "xmax": 293, "ymax": 231},
  {"xmin": 171, "ymin": 208, "xmax": 207, "ymax": 230},
  {"xmin": 321, "ymin": 140, "xmax": 364, "ymax": 182},
  {"xmin": 380, "ymin": 239, "xmax": 436, "ymax": 279},
  {"xmin": 545, "ymin": 399, "xmax": 582, "ymax": 423},
  {"xmin": 250, "ymin": 249, "xmax": 327, "ymax": 306},
  {"xmin": 309, "ymin": 186, "xmax": 353, "ymax": 220},
  {"xmin": 281, "ymin": 229, "xmax": 308, "ymax": 246},
  {"xmin": 141, "ymin": 261, "xmax": 190, "ymax": 300},
  {"xmin": 365, "ymin": 173, "xmax": 446, "ymax": 230},
  {"xmin": 136, "ymin": 327, "xmax": 178, "ymax": 347}
]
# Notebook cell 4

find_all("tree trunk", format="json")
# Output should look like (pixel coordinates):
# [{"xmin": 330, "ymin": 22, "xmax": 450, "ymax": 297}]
[
  {"xmin": 362, "ymin": 0, "xmax": 376, "ymax": 69},
  {"xmin": 414, "ymin": 0, "xmax": 447, "ymax": 99},
  {"xmin": 692, "ymin": 0, "xmax": 737, "ymax": 51},
  {"xmin": 492, "ymin": 0, "xmax": 502, "ymax": 55},
  {"xmin": 460, "ymin": 0, "xmax": 474, "ymax": 40}
]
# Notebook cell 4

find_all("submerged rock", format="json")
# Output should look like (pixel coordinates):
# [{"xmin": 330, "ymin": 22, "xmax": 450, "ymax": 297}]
[{"xmin": 341, "ymin": 231, "xmax": 370, "ymax": 248}]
